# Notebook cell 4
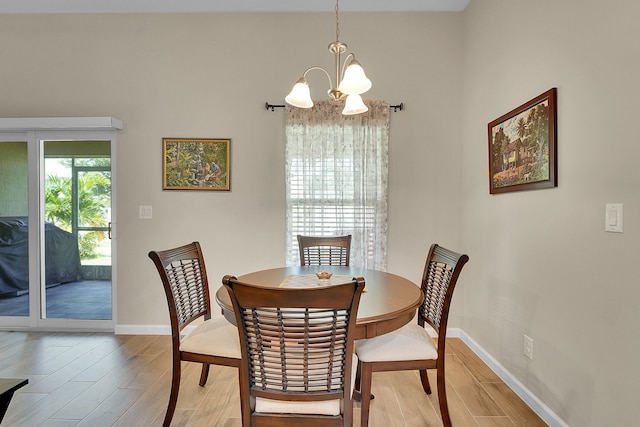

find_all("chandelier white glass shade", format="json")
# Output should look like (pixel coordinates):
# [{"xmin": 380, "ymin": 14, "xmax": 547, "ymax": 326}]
[
  {"xmin": 285, "ymin": 78, "xmax": 314, "ymax": 108},
  {"xmin": 341, "ymin": 93, "xmax": 368, "ymax": 115},
  {"xmin": 284, "ymin": 0, "xmax": 372, "ymax": 115}
]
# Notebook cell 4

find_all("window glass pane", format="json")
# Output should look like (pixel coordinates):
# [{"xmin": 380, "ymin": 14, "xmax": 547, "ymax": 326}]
[
  {"xmin": 43, "ymin": 142, "xmax": 112, "ymax": 321},
  {"xmin": 0, "ymin": 142, "xmax": 29, "ymax": 317},
  {"xmin": 76, "ymin": 169, "xmax": 111, "ymax": 229},
  {"xmin": 44, "ymin": 158, "xmax": 72, "ymax": 233}
]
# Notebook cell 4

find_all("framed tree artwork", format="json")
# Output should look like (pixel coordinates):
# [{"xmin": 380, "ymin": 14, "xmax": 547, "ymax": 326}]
[
  {"xmin": 163, "ymin": 138, "xmax": 230, "ymax": 191},
  {"xmin": 488, "ymin": 88, "xmax": 557, "ymax": 194}
]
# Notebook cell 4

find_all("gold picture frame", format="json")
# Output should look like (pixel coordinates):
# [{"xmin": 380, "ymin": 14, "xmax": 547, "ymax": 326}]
[{"xmin": 163, "ymin": 138, "xmax": 230, "ymax": 191}]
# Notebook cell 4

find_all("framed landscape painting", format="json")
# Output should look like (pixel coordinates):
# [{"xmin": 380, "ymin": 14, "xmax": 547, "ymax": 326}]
[
  {"xmin": 163, "ymin": 138, "xmax": 230, "ymax": 191},
  {"xmin": 488, "ymin": 88, "xmax": 557, "ymax": 194}
]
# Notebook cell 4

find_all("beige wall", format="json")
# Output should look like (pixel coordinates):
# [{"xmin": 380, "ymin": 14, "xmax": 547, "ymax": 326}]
[
  {"xmin": 2, "ymin": 2, "xmax": 637, "ymax": 425},
  {"xmin": 0, "ymin": 14, "xmax": 463, "ymax": 323},
  {"xmin": 461, "ymin": 1, "xmax": 640, "ymax": 426}
]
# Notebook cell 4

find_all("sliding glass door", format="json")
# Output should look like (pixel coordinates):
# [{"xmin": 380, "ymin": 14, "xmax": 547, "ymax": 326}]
[
  {"xmin": 0, "ymin": 139, "xmax": 30, "ymax": 321},
  {"xmin": 0, "ymin": 118, "xmax": 121, "ymax": 331},
  {"xmin": 43, "ymin": 141, "xmax": 113, "ymax": 321}
]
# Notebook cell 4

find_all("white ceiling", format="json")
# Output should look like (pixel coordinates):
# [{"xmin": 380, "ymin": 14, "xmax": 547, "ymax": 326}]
[{"xmin": 0, "ymin": 0, "xmax": 470, "ymax": 14}]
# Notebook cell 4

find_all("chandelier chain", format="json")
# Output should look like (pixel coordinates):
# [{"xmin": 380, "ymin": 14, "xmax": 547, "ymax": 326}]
[{"xmin": 335, "ymin": 0, "xmax": 340, "ymax": 41}]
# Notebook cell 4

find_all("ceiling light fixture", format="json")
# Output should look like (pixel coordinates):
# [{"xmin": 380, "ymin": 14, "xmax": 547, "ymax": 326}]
[{"xmin": 284, "ymin": 0, "xmax": 372, "ymax": 115}]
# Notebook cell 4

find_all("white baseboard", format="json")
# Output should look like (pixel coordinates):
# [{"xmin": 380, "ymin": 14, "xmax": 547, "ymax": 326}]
[
  {"xmin": 114, "ymin": 324, "xmax": 170, "ymax": 335},
  {"xmin": 451, "ymin": 328, "xmax": 569, "ymax": 427}
]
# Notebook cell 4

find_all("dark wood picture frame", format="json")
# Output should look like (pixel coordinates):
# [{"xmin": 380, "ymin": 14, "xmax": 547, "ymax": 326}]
[
  {"xmin": 488, "ymin": 88, "xmax": 557, "ymax": 194},
  {"xmin": 162, "ymin": 138, "xmax": 230, "ymax": 191}
]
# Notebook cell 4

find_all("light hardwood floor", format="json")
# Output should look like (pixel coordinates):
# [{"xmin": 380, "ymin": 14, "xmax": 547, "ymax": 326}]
[{"xmin": 0, "ymin": 332, "xmax": 548, "ymax": 426}]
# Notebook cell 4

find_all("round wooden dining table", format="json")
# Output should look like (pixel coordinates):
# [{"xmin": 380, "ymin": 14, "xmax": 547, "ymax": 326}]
[{"xmin": 215, "ymin": 266, "xmax": 423, "ymax": 340}]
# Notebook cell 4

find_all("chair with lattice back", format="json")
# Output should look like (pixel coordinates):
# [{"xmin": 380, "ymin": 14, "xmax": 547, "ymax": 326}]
[
  {"xmin": 148, "ymin": 241, "xmax": 242, "ymax": 427},
  {"xmin": 354, "ymin": 243, "xmax": 469, "ymax": 427},
  {"xmin": 297, "ymin": 234, "xmax": 352, "ymax": 267},
  {"xmin": 223, "ymin": 274, "xmax": 365, "ymax": 426}
]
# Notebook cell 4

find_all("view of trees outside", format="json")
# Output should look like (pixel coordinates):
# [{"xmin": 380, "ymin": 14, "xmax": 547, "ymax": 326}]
[
  {"xmin": 44, "ymin": 158, "xmax": 111, "ymax": 265},
  {"xmin": 490, "ymin": 99, "xmax": 550, "ymax": 189}
]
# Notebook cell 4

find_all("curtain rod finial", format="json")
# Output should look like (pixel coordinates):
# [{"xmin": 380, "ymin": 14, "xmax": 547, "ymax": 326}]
[{"xmin": 265, "ymin": 102, "xmax": 285, "ymax": 111}]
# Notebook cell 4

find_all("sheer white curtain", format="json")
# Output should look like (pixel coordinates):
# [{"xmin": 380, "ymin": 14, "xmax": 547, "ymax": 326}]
[{"xmin": 285, "ymin": 100, "xmax": 390, "ymax": 269}]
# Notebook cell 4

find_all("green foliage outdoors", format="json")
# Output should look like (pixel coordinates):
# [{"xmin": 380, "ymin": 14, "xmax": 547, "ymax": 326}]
[{"xmin": 44, "ymin": 164, "xmax": 110, "ymax": 260}]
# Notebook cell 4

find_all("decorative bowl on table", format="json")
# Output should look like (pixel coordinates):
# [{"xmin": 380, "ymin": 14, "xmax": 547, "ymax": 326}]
[{"xmin": 315, "ymin": 270, "xmax": 333, "ymax": 281}]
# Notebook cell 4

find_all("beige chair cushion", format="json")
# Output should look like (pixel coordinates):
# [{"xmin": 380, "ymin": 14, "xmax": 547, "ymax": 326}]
[
  {"xmin": 255, "ymin": 353, "xmax": 358, "ymax": 416},
  {"xmin": 180, "ymin": 317, "xmax": 241, "ymax": 359},
  {"xmin": 355, "ymin": 323, "xmax": 438, "ymax": 362}
]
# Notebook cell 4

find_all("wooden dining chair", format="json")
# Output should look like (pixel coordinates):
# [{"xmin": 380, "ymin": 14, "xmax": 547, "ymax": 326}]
[
  {"xmin": 148, "ymin": 242, "xmax": 242, "ymax": 427},
  {"xmin": 354, "ymin": 244, "xmax": 469, "ymax": 427},
  {"xmin": 222, "ymin": 274, "xmax": 366, "ymax": 427},
  {"xmin": 297, "ymin": 234, "xmax": 352, "ymax": 266}
]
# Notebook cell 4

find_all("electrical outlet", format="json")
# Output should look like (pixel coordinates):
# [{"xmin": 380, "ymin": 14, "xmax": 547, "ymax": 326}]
[
  {"xmin": 523, "ymin": 335, "xmax": 534, "ymax": 360},
  {"xmin": 139, "ymin": 205, "xmax": 153, "ymax": 219}
]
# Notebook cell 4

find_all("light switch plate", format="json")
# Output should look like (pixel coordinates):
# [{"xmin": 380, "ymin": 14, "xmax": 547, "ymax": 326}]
[{"xmin": 605, "ymin": 203, "xmax": 623, "ymax": 233}]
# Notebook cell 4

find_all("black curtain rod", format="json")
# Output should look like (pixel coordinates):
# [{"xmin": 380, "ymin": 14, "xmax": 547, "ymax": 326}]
[{"xmin": 265, "ymin": 102, "xmax": 404, "ymax": 112}]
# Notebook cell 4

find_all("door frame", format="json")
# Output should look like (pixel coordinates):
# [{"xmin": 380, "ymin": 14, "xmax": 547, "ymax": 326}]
[{"xmin": 0, "ymin": 117, "xmax": 123, "ymax": 331}]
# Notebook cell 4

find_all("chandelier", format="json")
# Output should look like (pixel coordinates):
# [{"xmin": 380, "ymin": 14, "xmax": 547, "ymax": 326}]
[{"xmin": 284, "ymin": 0, "xmax": 372, "ymax": 115}]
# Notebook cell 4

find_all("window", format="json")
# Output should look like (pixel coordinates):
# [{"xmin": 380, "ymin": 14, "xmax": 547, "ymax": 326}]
[
  {"xmin": 285, "ymin": 100, "xmax": 390, "ymax": 269},
  {"xmin": 44, "ymin": 156, "xmax": 112, "ymax": 267}
]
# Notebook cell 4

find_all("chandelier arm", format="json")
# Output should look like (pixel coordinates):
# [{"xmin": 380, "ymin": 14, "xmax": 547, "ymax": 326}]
[{"xmin": 302, "ymin": 66, "xmax": 335, "ymax": 92}]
